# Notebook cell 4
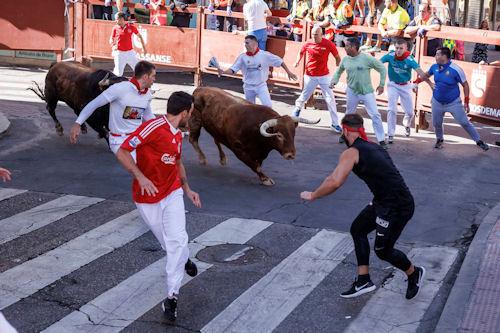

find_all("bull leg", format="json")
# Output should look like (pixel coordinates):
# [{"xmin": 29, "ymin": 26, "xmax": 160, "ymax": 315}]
[
  {"xmin": 235, "ymin": 152, "xmax": 275, "ymax": 186},
  {"xmin": 46, "ymin": 100, "xmax": 63, "ymax": 136},
  {"xmin": 214, "ymin": 139, "xmax": 227, "ymax": 166},
  {"xmin": 80, "ymin": 123, "xmax": 88, "ymax": 134},
  {"xmin": 187, "ymin": 112, "xmax": 207, "ymax": 165}
]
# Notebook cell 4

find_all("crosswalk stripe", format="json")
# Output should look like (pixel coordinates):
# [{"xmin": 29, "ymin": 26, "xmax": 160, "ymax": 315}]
[
  {"xmin": 0, "ymin": 188, "xmax": 27, "ymax": 202},
  {"xmin": 0, "ymin": 210, "xmax": 147, "ymax": 310},
  {"xmin": 0, "ymin": 195, "xmax": 103, "ymax": 245},
  {"xmin": 345, "ymin": 246, "xmax": 459, "ymax": 333},
  {"xmin": 42, "ymin": 217, "xmax": 273, "ymax": 333},
  {"xmin": 201, "ymin": 229, "xmax": 353, "ymax": 333}
]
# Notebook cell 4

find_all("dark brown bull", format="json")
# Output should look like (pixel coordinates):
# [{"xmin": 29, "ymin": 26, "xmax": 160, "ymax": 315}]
[
  {"xmin": 189, "ymin": 87, "xmax": 319, "ymax": 185},
  {"xmin": 29, "ymin": 61, "xmax": 127, "ymax": 140}
]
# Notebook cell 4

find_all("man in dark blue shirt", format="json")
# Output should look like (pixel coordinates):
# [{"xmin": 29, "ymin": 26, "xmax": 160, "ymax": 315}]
[{"xmin": 421, "ymin": 47, "xmax": 488, "ymax": 151}]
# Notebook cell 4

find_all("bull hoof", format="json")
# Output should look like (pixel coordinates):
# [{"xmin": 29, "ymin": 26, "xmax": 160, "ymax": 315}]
[
  {"xmin": 261, "ymin": 178, "xmax": 275, "ymax": 186},
  {"xmin": 55, "ymin": 124, "xmax": 64, "ymax": 136},
  {"xmin": 220, "ymin": 157, "xmax": 228, "ymax": 166}
]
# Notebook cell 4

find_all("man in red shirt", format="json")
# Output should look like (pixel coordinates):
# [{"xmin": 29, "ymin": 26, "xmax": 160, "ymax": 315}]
[
  {"xmin": 116, "ymin": 91, "xmax": 201, "ymax": 322},
  {"xmin": 293, "ymin": 25, "xmax": 342, "ymax": 132},
  {"xmin": 109, "ymin": 12, "xmax": 147, "ymax": 76}
]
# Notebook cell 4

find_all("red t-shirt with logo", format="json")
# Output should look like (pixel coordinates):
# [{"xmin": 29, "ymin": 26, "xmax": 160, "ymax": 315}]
[
  {"xmin": 300, "ymin": 38, "xmax": 339, "ymax": 77},
  {"xmin": 121, "ymin": 116, "xmax": 183, "ymax": 204},
  {"xmin": 111, "ymin": 23, "xmax": 139, "ymax": 51}
]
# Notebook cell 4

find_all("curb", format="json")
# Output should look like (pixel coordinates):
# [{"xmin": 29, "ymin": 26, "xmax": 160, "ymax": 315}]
[
  {"xmin": 0, "ymin": 112, "xmax": 10, "ymax": 137},
  {"xmin": 434, "ymin": 202, "xmax": 500, "ymax": 332}
]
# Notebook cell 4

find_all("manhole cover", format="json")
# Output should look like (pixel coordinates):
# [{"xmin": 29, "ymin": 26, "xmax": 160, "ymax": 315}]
[{"xmin": 196, "ymin": 243, "xmax": 267, "ymax": 265}]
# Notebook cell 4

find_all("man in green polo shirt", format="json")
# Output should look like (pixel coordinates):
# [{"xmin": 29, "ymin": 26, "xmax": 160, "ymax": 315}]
[{"xmin": 330, "ymin": 37, "xmax": 388, "ymax": 148}]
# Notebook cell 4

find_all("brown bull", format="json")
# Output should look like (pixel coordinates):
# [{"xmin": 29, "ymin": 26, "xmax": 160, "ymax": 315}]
[
  {"xmin": 189, "ymin": 87, "xmax": 319, "ymax": 185},
  {"xmin": 29, "ymin": 62, "xmax": 127, "ymax": 140}
]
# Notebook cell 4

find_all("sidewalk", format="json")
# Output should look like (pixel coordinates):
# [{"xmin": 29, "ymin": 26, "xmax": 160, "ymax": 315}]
[{"xmin": 436, "ymin": 203, "xmax": 500, "ymax": 333}]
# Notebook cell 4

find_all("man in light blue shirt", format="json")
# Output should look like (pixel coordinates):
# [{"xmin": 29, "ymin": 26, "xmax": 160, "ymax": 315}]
[{"xmin": 380, "ymin": 38, "xmax": 430, "ymax": 141}]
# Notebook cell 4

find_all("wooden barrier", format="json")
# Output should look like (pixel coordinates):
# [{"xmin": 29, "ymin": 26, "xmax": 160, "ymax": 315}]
[{"xmin": 74, "ymin": 2, "xmax": 500, "ymax": 128}]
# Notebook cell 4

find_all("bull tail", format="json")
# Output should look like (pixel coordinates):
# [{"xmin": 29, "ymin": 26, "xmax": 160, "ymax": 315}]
[{"xmin": 27, "ymin": 81, "xmax": 45, "ymax": 101}]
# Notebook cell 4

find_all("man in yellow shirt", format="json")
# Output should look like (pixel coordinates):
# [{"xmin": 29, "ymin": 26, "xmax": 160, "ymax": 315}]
[{"xmin": 370, "ymin": 0, "xmax": 410, "ymax": 53}]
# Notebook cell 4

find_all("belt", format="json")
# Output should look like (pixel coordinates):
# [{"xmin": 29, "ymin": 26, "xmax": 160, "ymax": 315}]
[
  {"xmin": 394, "ymin": 81, "xmax": 409, "ymax": 86},
  {"xmin": 110, "ymin": 132, "xmax": 132, "ymax": 137}
]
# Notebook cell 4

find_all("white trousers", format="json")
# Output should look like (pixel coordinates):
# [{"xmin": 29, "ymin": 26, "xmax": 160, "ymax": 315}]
[
  {"xmin": 136, "ymin": 188, "xmax": 189, "ymax": 297},
  {"xmin": 295, "ymin": 74, "xmax": 340, "ymax": 126},
  {"xmin": 244, "ymin": 83, "xmax": 273, "ymax": 108},
  {"xmin": 109, "ymin": 134, "xmax": 136, "ymax": 161},
  {"xmin": 387, "ymin": 81, "xmax": 414, "ymax": 137},
  {"xmin": 113, "ymin": 50, "xmax": 139, "ymax": 76},
  {"xmin": 346, "ymin": 87, "xmax": 385, "ymax": 142}
]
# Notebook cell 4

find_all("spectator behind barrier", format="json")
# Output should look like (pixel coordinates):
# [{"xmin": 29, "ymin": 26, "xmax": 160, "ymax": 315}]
[
  {"xmin": 375, "ymin": 0, "xmax": 410, "ymax": 53},
  {"xmin": 170, "ymin": 0, "xmax": 197, "ymax": 28},
  {"xmin": 208, "ymin": 0, "xmax": 237, "ymax": 32},
  {"xmin": 287, "ymin": 0, "xmax": 310, "ymax": 42},
  {"xmin": 93, "ymin": 0, "xmax": 112, "ymax": 20},
  {"xmin": 149, "ymin": 0, "xmax": 167, "ymax": 25},
  {"xmin": 307, "ymin": 0, "xmax": 335, "ymax": 41},
  {"xmin": 472, "ymin": 20, "xmax": 489, "ymax": 64},
  {"xmin": 243, "ymin": 0, "xmax": 273, "ymax": 50},
  {"xmin": 404, "ymin": 3, "xmax": 441, "ymax": 56}
]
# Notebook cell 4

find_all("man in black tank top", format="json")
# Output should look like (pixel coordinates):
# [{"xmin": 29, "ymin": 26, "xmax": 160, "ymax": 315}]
[{"xmin": 300, "ymin": 114, "xmax": 425, "ymax": 300}]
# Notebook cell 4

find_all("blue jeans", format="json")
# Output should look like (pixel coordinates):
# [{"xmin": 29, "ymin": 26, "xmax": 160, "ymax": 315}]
[
  {"xmin": 431, "ymin": 97, "xmax": 481, "ymax": 142},
  {"xmin": 248, "ymin": 28, "xmax": 268, "ymax": 50}
]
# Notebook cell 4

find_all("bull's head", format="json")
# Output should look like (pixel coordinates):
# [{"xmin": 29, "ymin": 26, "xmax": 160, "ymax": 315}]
[{"xmin": 259, "ymin": 116, "xmax": 320, "ymax": 160}]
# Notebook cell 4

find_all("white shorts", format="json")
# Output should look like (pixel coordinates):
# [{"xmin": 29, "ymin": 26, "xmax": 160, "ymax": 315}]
[
  {"xmin": 244, "ymin": 83, "xmax": 273, "ymax": 108},
  {"xmin": 113, "ymin": 49, "xmax": 139, "ymax": 76},
  {"xmin": 136, "ymin": 188, "xmax": 189, "ymax": 297},
  {"xmin": 109, "ymin": 134, "xmax": 136, "ymax": 161}
]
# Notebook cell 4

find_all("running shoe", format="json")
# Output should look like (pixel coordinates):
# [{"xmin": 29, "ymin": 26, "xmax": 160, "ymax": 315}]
[
  {"xmin": 476, "ymin": 140, "xmax": 489, "ymax": 151},
  {"xmin": 379, "ymin": 141, "xmax": 388, "ymax": 149},
  {"xmin": 185, "ymin": 259, "xmax": 198, "ymax": 277},
  {"xmin": 388, "ymin": 136, "xmax": 394, "ymax": 144},
  {"xmin": 162, "ymin": 297, "xmax": 178, "ymax": 322},
  {"xmin": 405, "ymin": 126, "xmax": 411, "ymax": 137},
  {"xmin": 406, "ymin": 266, "xmax": 426, "ymax": 300},
  {"xmin": 292, "ymin": 108, "xmax": 301, "ymax": 117},
  {"xmin": 434, "ymin": 139, "xmax": 444, "ymax": 149},
  {"xmin": 340, "ymin": 279, "xmax": 376, "ymax": 298},
  {"xmin": 331, "ymin": 124, "xmax": 342, "ymax": 133}
]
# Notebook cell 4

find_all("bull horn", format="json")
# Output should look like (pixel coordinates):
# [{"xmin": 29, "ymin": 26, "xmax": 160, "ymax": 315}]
[
  {"xmin": 291, "ymin": 116, "xmax": 321, "ymax": 125},
  {"xmin": 98, "ymin": 73, "xmax": 111, "ymax": 87},
  {"xmin": 259, "ymin": 119, "xmax": 279, "ymax": 137}
]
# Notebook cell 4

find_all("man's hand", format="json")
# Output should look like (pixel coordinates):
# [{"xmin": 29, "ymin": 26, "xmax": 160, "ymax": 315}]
[
  {"xmin": 70, "ymin": 123, "xmax": 82, "ymax": 144},
  {"xmin": 0, "ymin": 167, "xmax": 11, "ymax": 182},
  {"xmin": 288, "ymin": 72, "xmax": 298, "ymax": 81},
  {"xmin": 300, "ymin": 191, "xmax": 314, "ymax": 201},
  {"xmin": 217, "ymin": 68, "xmax": 223, "ymax": 77},
  {"xmin": 464, "ymin": 96, "xmax": 470, "ymax": 113},
  {"xmin": 417, "ymin": 27, "xmax": 427, "ymax": 38},
  {"xmin": 376, "ymin": 86, "xmax": 384, "ymax": 95},
  {"xmin": 137, "ymin": 174, "xmax": 159, "ymax": 196},
  {"xmin": 186, "ymin": 189, "xmax": 202, "ymax": 208}
]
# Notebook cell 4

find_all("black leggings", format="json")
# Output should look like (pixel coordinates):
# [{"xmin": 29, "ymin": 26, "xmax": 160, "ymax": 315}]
[{"xmin": 350, "ymin": 203, "xmax": 414, "ymax": 272}]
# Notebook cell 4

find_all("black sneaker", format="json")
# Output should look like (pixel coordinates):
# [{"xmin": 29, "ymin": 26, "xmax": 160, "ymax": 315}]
[
  {"xmin": 434, "ymin": 139, "xmax": 444, "ymax": 149},
  {"xmin": 406, "ymin": 266, "xmax": 426, "ymax": 300},
  {"xmin": 340, "ymin": 279, "xmax": 376, "ymax": 298},
  {"xmin": 388, "ymin": 136, "xmax": 394, "ymax": 144},
  {"xmin": 405, "ymin": 126, "xmax": 411, "ymax": 137},
  {"xmin": 162, "ymin": 297, "xmax": 178, "ymax": 322},
  {"xmin": 476, "ymin": 140, "xmax": 489, "ymax": 151},
  {"xmin": 185, "ymin": 259, "xmax": 198, "ymax": 277},
  {"xmin": 379, "ymin": 141, "xmax": 388, "ymax": 149}
]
